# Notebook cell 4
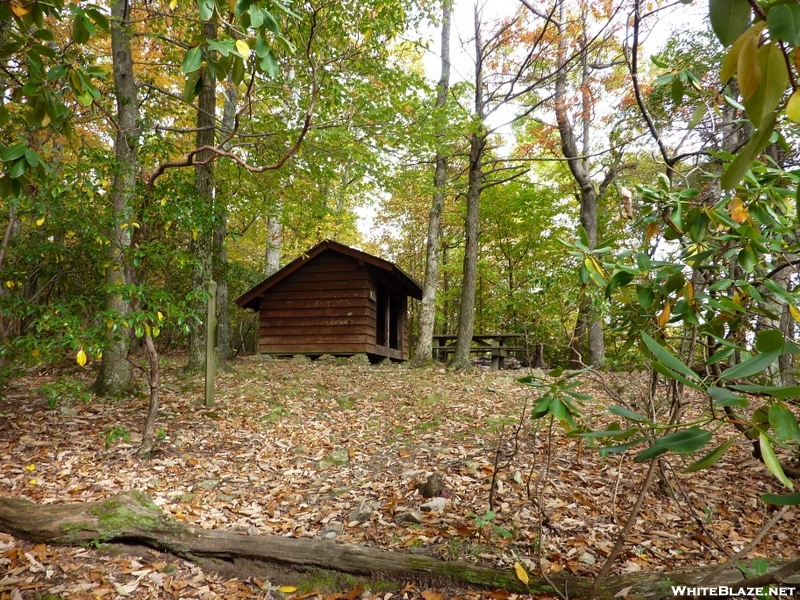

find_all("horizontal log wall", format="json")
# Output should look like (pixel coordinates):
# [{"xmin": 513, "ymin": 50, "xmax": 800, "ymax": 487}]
[{"xmin": 259, "ymin": 253, "xmax": 376, "ymax": 355}]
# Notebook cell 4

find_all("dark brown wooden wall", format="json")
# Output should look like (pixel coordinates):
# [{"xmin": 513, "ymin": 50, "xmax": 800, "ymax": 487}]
[{"xmin": 258, "ymin": 252, "xmax": 375, "ymax": 355}]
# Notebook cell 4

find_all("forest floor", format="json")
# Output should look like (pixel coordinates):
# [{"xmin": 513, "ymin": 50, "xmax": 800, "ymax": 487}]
[{"xmin": 0, "ymin": 354, "xmax": 797, "ymax": 600}]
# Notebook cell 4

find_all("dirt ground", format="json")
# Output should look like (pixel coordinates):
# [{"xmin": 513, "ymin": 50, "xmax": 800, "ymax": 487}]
[{"xmin": 0, "ymin": 355, "xmax": 796, "ymax": 599}]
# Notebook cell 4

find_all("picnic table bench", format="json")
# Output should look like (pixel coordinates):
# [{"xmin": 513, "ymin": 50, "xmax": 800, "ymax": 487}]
[{"xmin": 432, "ymin": 334, "xmax": 526, "ymax": 370}]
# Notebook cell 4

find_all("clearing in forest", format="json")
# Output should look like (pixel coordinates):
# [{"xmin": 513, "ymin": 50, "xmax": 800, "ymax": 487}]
[{"xmin": 0, "ymin": 356, "xmax": 795, "ymax": 599}]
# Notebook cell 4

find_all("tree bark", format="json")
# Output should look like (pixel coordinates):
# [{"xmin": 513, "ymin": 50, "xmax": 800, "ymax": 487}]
[
  {"xmin": 412, "ymin": 0, "xmax": 451, "ymax": 367},
  {"xmin": 94, "ymin": 0, "xmax": 138, "ymax": 396},
  {"xmin": 264, "ymin": 212, "xmax": 282, "ymax": 275},
  {"xmin": 214, "ymin": 77, "xmax": 237, "ymax": 364},
  {"xmin": 187, "ymin": 17, "xmax": 218, "ymax": 372},
  {"xmin": 554, "ymin": 4, "xmax": 605, "ymax": 366},
  {"xmin": 451, "ymin": 5, "xmax": 487, "ymax": 371},
  {"xmin": 1, "ymin": 492, "xmax": 798, "ymax": 600}
]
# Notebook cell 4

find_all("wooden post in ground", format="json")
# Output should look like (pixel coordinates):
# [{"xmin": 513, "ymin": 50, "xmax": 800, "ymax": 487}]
[{"xmin": 205, "ymin": 280, "xmax": 217, "ymax": 408}]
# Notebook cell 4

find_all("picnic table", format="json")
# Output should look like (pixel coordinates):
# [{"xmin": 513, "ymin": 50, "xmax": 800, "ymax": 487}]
[{"xmin": 431, "ymin": 333, "xmax": 526, "ymax": 370}]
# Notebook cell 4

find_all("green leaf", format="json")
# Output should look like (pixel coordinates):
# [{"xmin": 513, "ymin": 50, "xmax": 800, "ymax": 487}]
[
  {"xmin": 608, "ymin": 405, "xmax": 651, "ymax": 424},
  {"xmin": 181, "ymin": 46, "xmax": 203, "ymax": 74},
  {"xmin": 1, "ymin": 143, "xmax": 27, "ymax": 162},
  {"xmin": 249, "ymin": 3, "xmax": 264, "ymax": 27},
  {"xmin": 737, "ymin": 246, "xmax": 756, "ymax": 273},
  {"xmin": 605, "ymin": 270, "xmax": 634, "ymax": 299},
  {"xmin": 262, "ymin": 9, "xmax": 280, "ymax": 35},
  {"xmin": 759, "ymin": 432, "xmax": 795, "ymax": 489},
  {"xmin": 72, "ymin": 14, "xmax": 89, "ymax": 44},
  {"xmin": 9, "ymin": 158, "xmax": 27, "ymax": 179},
  {"xmin": 232, "ymin": 55, "xmax": 245, "ymax": 85},
  {"xmin": 684, "ymin": 439, "xmax": 735, "ymax": 472},
  {"xmin": 761, "ymin": 491, "xmax": 800, "ymax": 505},
  {"xmin": 637, "ymin": 286, "xmax": 655, "ymax": 309},
  {"xmin": 688, "ymin": 104, "xmax": 706, "ymax": 130},
  {"xmin": 720, "ymin": 348, "xmax": 781, "ymax": 379},
  {"xmin": 24, "ymin": 148, "xmax": 39, "ymax": 168},
  {"xmin": 755, "ymin": 329, "xmax": 785, "ymax": 353},
  {"xmin": 709, "ymin": 0, "xmax": 752, "ymax": 46},
  {"xmin": 731, "ymin": 384, "xmax": 800, "ymax": 398},
  {"xmin": 721, "ymin": 115, "xmax": 776, "ymax": 190},
  {"xmin": 767, "ymin": 4, "xmax": 800, "ymax": 46},
  {"xmin": 633, "ymin": 444, "xmax": 669, "ymax": 462},
  {"xmin": 708, "ymin": 386, "xmax": 748, "ymax": 407},
  {"xmin": 743, "ymin": 43, "xmax": 789, "ymax": 129},
  {"xmin": 769, "ymin": 403, "xmax": 800, "ymax": 443},
  {"xmin": 641, "ymin": 332, "xmax": 701, "ymax": 381},
  {"xmin": 259, "ymin": 49, "xmax": 278, "ymax": 78},
  {"xmin": 656, "ymin": 428, "xmax": 713, "ymax": 454}
]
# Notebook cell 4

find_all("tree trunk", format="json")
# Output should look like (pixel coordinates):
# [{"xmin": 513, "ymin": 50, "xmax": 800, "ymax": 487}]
[
  {"xmin": 94, "ymin": 0, "xmax": 138, "ymax": 396},
  {"xmin": 214, "ymin": 77, "xmax": 237, "ymax": 364},
  {"xmin": 451, "ymin": 5, "xmax": 486, "ymax": 371},
  {"xmin": 2, "ymin": 492, "xmax": 798, "ymax": 600},
  {"xmin": 187, "ymin": 17, "xmax": 217, "ymax": 372},
  {"xmin": 265, "ymin": 212, "xmax": 282, "ymax": 275},
  {"xmin": 412, "ymin": 0, "xmax": 451, "ymax": 367},
  {"xmin": 554, "ymin": 5, "xmax": 605, "ymax": 366}
]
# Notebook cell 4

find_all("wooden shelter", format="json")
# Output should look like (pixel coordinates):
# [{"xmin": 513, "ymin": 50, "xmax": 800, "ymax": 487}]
[{"xmin": 236, "ymin": 241, "xmax": 422, "ymax": 361}]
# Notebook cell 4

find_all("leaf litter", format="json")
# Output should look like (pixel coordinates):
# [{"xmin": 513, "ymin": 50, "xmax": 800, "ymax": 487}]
[{"xmin": 0, "ymin": 355, "xmax": 796, "ymax": 599}]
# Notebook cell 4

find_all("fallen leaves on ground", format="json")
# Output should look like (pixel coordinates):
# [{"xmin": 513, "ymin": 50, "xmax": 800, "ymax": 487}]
[{"xmin": 0, "ymin": 355, "xmax": 796, "ymax": 599}]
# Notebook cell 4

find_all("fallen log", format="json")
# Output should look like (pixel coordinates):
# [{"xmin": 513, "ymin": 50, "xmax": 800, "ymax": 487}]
[{"xmin": 0, "ymin": 491, "xmax": 797, "ymax": 599}]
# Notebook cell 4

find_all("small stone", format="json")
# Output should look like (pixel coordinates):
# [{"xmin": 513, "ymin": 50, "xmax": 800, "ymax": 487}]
[
  {"xmin": 420, "ymin": 497, "xmax": 447, "ymax": 513},
  {"xmin": 318, "ymin": 354, "xmax": 336, "ymax": 362},
  {"xmin": 416, "ymin": 472, "xmax": 444, "ymax": 498},
  {"xmin": 166, "ymin": 491, "xmax": 183, "ymax": 501},
  {"xmin": 198, "ymin": 479, "xmax": 219, "ymax": 490},
  {"xmin": 512, "ymin": 471, "xmax": 524, "ymax": 485},
  {"xmin": 148, "ymin": 477, "xmax": 164, "ymax": 488},
  {"xmin": 350, "ymin": 353, "xmax": 370, "ymax": 365},
  {"xmin": 347, "ymin": 501, "xmax": 372, "ymax": 524},
  {"xmin": 325, "ymin": 531, "xmax": 337, "ymax": 539},
  {"xmin": 318, "ymin": 447, "xmax": 350, "ymax": 469},
  {"xmin": 217, "ymin": 493, "xmax": 235, "ymax": 502},
  {"xmin": 179, "ymin": 493, "xmax": 196, "ymax": 503},
  {"xmin": 290, "ymin": 354, "xmax": 311, "ymax": 363},
  {"xmin": 394, "ymin": 510, "xmax": 424, "ymax": 525},
  {"xmin": 321, "ymin": 522, "xmax": 344, "ymax": 534},
  {"xmin": 247, "ymin": 525, "xmax": 259, "ymax": 536},
  {"xmin": 579, "ymin": 552, "xmax": 596, "ymax": 566}
]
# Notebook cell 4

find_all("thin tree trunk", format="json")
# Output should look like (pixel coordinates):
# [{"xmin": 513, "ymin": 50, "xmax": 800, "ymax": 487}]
[
  {"xmin": 187, "ymin": 17, "xmax": 217, "ymax": 372},
  {"xmin": 554, "ymin": 5, "xmax": 604, "ymax": 366},
  {"xmin": 412, "ymin": 0, "xmax": 451, "ymax": 367},
  {"xmin": 451, "ymin": 4, "xmax": 486, "ymax": 371},
  {"xmin": 264, "ymin": 212, "xmax": 282, "ymax": 275},
  {"xmin": 94, "ymin": 0, "xmax": 138, "ymax": 396},
  {"xmin": 214, "ymin": 77, "xmax": 237, "ymax": 363}
]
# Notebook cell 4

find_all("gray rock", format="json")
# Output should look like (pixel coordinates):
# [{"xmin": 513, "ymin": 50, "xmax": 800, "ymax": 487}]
[
  {"xmin": 350, "ymin": 353, "xmax": 370, "ymax": 365},
  {"xmin": 347, "ymin": 501, "xmax": 372, "ymax": 524},
  {"xmin": 375, "ymin": 357, "xmax": 391, "ymax": 366},
  {"xmin": 420, "ymin": 497, "xmax": 447, "ymax": 513},
  {"xmin": 217, "ymin": 493, "xmax": 236, "ymax": 502},
  {"xmin": 318, "ymin": 447, "xmax": 350, "ymax": 469},
  {"xmin": 579, "ymin": 552, "xmax": 596, "ymax": 566},
  {"xmin": 198, "ymin": 479, "xmax": 219, "ymax": 490},
  {"xmin": 318, "ymin": 354, "xmax": 337, "ymax": 362},
  {"xmin": 258, "ymin": 353, "xmax": 274, "ymax": 362},
  {"xmin": 148, "ymin": 477, "xmax": 164, "ymax": 488},
  {"xmin": 290, "ymin": 354, "xmax": 311, "ymax": 363},
  {"xmin": 179, "ymin": 493, "xmax": 196, "ymax": 503},
  {"xmin": 394, "ymin": 510, "xmax": 424, "ymax": 525}
]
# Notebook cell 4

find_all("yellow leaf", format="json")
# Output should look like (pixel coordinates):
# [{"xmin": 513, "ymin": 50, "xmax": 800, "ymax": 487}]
[
  {"xmin": 169, "ymin": 0, "xmax": 178, "ymax": 8},
  {"xmin": 31, "ymin": 348, "xmax": 39, "ymax": 358},
  {"xmin": 277, "ymin": 586, "xmax": 297, "ymax": 593},
  {"xmin": 10, "ymin": 0, "xmax": 31, "ymax": 17},
  {"xmin": 24, "ymin": 464, "xmax": 35, "ymax": 471},
  {"xmin": 28, "ymin": 479, "xmax": 38, "ymax": 485},
  {"xmin": 790, "ymin": 305, "xmax": 800, "ymax": 323},
  {"xmin": 683, "ymin": 282, "xmax": 694, "ymax": 299},
  {"xmin": 36, "ymin": 216, "xmax": 45, "ymax": 226},
  {"xmin": 644, "ymin": 221, "xmax": 659, "ymax": 244},
  {"xmin": 721, "ymin": 22, "xmax": 765, "ymax": 82},
  {"xmin": 41, "ymin": 113, "xmax": 51, "ymax": 127},
  {"xmin": 787, "ymin": 90, "xmax": 800, "ymax": 122},
  {"xmin": 236, "ymin": 39, "xmax": 251, "ymax": 61},
  {"xmin": 76, "ymin": 348, "xmax": 87, "ymax": 367},
  {"xmin": 157, "ymin": 311, "xmax": 164, "ymax": 321},
  {"xmin": 513, "ymin": 562, "xmax": 529, "ymax": 585},
  {"xmin": 729, "ymin": 197, "xmax": 748, "ymax": 224},
  {"xmin": 5, "ymin": 280, "xmax": 13, "ymax": 289},
  {"xmin": 658, "ymin": 301, "xmax": 671, "ymax": 327},
  {"xmin": 738, "ymin": 31, "xmax": 761, "ymax": 101}
]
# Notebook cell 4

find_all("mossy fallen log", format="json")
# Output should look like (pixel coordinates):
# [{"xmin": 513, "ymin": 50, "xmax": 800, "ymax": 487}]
[{"xmin": 0, "ymin": 491, "xmax": 797, "ymax": 600}]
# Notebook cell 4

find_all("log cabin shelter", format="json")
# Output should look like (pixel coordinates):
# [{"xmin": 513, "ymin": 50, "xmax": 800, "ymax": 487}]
[{"xmin": 235, "ymin": 240, "xmax": 423, "ymax": 361}]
